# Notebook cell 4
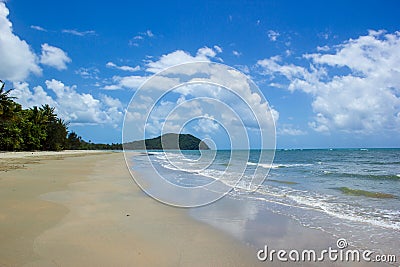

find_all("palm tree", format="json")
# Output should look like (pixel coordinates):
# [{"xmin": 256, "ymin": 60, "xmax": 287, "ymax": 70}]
[
  {"xmin": 0, "ymin": 80, "xmax": 17, "ymax": 119},
  {"xmin": 0, "ymin": 80, "xmax": 23, "ymax": 150},
  {"xmin": 40, "ymin": 104, "xmax": 57, "ymax": 123},
  {"xmin": 44, "ymin": 117, "xmax": 68, "ymax": 151},
  {"xmin": 0, "ymin": 80, "xmax": 13, "ymax": 102},
  {"xmin": 21, "ymin": 106, "xmax": 47, "ymax": 150}
]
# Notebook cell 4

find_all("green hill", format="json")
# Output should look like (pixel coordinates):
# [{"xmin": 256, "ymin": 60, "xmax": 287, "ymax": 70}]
[{"xmin": 124, "ymin": 133, "xmax": 210, "ymax": 150}]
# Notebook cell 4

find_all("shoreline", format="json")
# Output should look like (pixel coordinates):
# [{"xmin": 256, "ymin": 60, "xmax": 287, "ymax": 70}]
[
  {"xmin": 0, "ymin": 151, "xmax": 391, "ymax": 266},
  {"xmin": 130, "ymin": 151, "xmax": 396, "ymax": 266}
]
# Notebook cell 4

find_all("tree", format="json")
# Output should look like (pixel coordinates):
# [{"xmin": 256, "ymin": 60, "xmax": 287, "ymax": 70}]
[
  {"xmin": 40, "ymin": 104, "xmax": 57, "ymax": 123},
  {"xmin": 0, "ymin": 80, "xmax": 16, "ymax": 118},
  {"xmin": 67, "ymin": 131, "xmax": 82, "ymax": 149},
  {"xmin": 44, "ymin": 117, "xmax": 68, "ymax": 151},
  {"xmin": 0, "ymin": 81, "xmax": 24, "ymax": 151},
  {"xmin": 1, "ymin": 80, "xmax": 121, "ymax": 151},
  {"xmin": 21, "ymin": 106, "xmax": 48, "ymax": 150}
]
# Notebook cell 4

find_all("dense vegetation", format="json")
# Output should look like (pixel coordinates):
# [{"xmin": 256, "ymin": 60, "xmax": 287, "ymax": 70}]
[
  {"xmin": 124, "ymin": 133, "xmax": 210, "ymax": 150},
  {"xmin": 0, "ymin": 80, "xmax": 122, "ymax": 151}
]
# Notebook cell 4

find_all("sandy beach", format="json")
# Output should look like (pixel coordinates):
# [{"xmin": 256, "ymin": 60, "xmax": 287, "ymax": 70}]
[
  {"xmin": 0, "ymin": 151, "xmax": 261, "ymax": 266},
  {"xmin": 0, "ymin": 151, "xmax": 385, "ymax": 266}
]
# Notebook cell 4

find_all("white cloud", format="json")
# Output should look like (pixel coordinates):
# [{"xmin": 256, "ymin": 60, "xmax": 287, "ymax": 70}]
[
  {"xmin": 129, "ymin": 41, "xmax": 139, "ymax": 47},
  {"xmin": 278, "ymin": 124, "xmax": 306, "ymax": 136},
  {"xmin": 317, "ymin": 45, "xmax": 330, "ymax": 52},
  {"xmin": 232, "ymin": 50, "xmax": 241, "ymax": 57},
  {"xmin": 257, "ymin": 56, "xmax": 310, "ymax": 81},
  {"xmin": 257, "ymin": 30, "xmax": 400, "ymax": 134},
  {"xmin": 318, "ymin": 32, "xmax": 331, "ymax": 40},
  {"xmin": 30, "ymin": 25, "xmax": 47, "ymax": 32},
  {"xmin": 116, "ymin": 75, "xmax": 146, "ymax": 89},
  {"xmin": 0, "ymin": 2, "xmax": 41, "ymax": 81},
  {"xmin": 124, "ymin": 63, "xmax": 278, "ymax": 149},
  {"xmin": 106, "ymin": 62, "xmax": 140, "ymax": 72},
  {"xmin": 145, "ymin": 30, "xmax": 154, "ymax": 37},
  {"xmin": 75, "ymin": 67, "xmax": 99, "ymax": 79},
  {"xmin": 101, "ymin": 94, "xmax": 123, "ymax": 109},
  {"xmin": 194, "ymin": 115, "xmax": 220, "ymax": 133},
  {"xmin": 11, "ymin": 82, "xmax": 56, "ymax": 108},
  {"xmin": 39, "ymin": 43, "xmax": 71, "ymax": 70},
  {"xmin": 62, "ymin": 29, "xmax": 96, "ymax": 36},
  {"xmin": 213, "ymin": 45, "xmax": 223, "ymax": 53},
  {"xmin": 102, "ymin": 85, "xmax": 120, "ymax": 90},
  {"xmin": 196, "ymin": 47, "xmax": 217, "ymax": 58},
  {"xmin": 267, "ymin": 30, "xmax": 280, "ymax": 41},
  {"xmin": 104, "ymin": 75, "xmax": 147, "ymax": 90},
  {"xmin": 11, "ymin": 79, "xmax": 123, "ymax": 126},
  {"xmin": 235, "ymin": 64, "xmax": 250, "ymax": 74},
  {"xmin": 130, "ymin": 30, "xmax": 154, "ymax": 46},
  {"xmin": 146, "ymin": 46, "xmax": 222, "ymax": 73}
]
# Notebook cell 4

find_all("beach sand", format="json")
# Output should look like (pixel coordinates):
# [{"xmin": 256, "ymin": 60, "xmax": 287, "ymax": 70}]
[
  {"xmin": 0, "ymin": 152, "xmax": 261, "ymax": 266},
  {"xmin": 0, "ymin": 152, "xmax": 372, "ymax": 266}
]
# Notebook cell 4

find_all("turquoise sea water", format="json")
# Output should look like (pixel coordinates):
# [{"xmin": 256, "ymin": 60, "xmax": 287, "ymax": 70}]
[{"xmin": 131, "ymin": 149, "xmax": 400, "ymax": 256}]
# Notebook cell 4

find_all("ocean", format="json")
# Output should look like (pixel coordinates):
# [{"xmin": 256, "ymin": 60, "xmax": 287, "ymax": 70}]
[{"xmin": 130, "ymin": 149, "xmax": 400, "ymax": 257}]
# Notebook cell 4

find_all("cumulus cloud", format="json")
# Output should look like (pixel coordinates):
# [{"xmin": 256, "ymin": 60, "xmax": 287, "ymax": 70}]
[
  {"xmin": 11, "ymin": 82, "xmax": 56, "ymax": 108},
  {"xmin": 124, "ymin": 62, "xmax": 278, "ymax": 150},
  {"xmin": 146, "ymin": 46, "xmax": 222, "ymax": 73},
  {"xmin": 257, "ymin": 30, "xmax": 400, "ymax": 134},
  {"xmin": 0, "ymin": 2, "xmax": 41, "ymax": 81},
  {"xmin": 106, "ymin": 62, "xmax": 140, "ymax": 72},
  {"xmin": 194, "ymin": 115, "xmax": 220, "ymax": 133},
  {"xmin": 103, "ymin": 46, "xmax": 222, "ymax": 90},
  {"xmin": 40, "ymin": 43, "xmax": 71, "ymax": 70},
  {"xmin": 107, "ymin": 46, "xmax": 224, "ymax": 90},
  {"xmin": 11, "ymin": 80, "xmax": 123, "ymax": 127}
]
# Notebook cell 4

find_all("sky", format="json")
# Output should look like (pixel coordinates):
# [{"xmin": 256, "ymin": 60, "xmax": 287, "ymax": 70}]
[{"xmin": 1, "ymin": 0, "xmax": 399, "ymax": 149}]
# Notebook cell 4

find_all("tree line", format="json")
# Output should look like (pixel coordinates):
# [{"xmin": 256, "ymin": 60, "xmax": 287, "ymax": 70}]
[{"xmin": 0, "ymin": 80, "xmax": 122, "ymax": 151}]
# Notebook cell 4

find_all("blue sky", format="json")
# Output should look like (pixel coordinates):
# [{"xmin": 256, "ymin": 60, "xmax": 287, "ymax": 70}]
[{"xmin": 1, "ymin": 0, "xmax": 399, "ymax": 148}]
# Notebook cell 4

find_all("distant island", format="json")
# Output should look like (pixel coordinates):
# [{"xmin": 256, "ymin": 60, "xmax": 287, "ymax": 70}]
[{"xmin": 124, "ymin": 133, "xmax": 210, "ymax": 150}]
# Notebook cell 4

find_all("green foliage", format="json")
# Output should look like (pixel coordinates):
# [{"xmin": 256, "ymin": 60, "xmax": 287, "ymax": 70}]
[
  {"xmin": 0, "ymin": 80, "xmax": 24, "ymax": 150},
  {"xmin": 0, "ymin": 80, "xmax": 121, "ymax": 151},
  {"xmin": 125, "ymin": 133, "xmax": 210, "ymax": 150},
  {"xmin": 76, "ymin": 140, "xmax": 122, "ymax": 150},
  {"xmin": 67, "ymin": 131, "xmax": 82, "ymax": 150}
]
